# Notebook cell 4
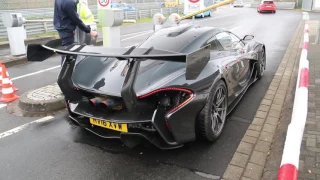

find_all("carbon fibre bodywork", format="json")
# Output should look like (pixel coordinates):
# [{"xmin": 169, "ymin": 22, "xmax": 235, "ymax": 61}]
[{"xmin": 27, "ymin": 24, "xmax": 265, "ymax": 149}]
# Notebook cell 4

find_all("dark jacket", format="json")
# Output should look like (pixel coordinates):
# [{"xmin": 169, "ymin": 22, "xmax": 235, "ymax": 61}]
[{"xmin": 53, "ymin": 0, "xmax": 91, "ymax": 34}]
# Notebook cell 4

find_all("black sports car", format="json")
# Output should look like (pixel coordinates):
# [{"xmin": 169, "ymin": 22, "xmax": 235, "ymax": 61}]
[{"xmin": 27, "ymin": 23, "xmax": 266, "ymax": 149}]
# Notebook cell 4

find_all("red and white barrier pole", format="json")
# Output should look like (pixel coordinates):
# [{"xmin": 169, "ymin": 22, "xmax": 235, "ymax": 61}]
[{"xmin": 278, "ymin": 23, "xmax": 309, "ymax": 180}]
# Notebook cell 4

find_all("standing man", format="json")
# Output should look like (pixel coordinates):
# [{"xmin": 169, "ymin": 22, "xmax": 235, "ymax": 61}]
[
  {"xmin": 53, "ymin": 0, "xmax": 98, "ymax": 65},
  {"xmin": 76, "ymin": 0, "xmax": 96, "ymax": 45}
]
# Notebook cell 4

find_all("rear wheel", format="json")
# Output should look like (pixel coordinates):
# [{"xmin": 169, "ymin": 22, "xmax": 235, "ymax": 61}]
[
  {"xmin": 256, "ymin": 47, "xmax": 266, "ymax": 79},
  {"xmin": 197, "ymin": 80, "xmax": 228, "ymax": 141}
]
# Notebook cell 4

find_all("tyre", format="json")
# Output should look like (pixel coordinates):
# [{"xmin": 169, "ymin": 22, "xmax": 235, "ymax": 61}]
[
  {"xmin": 197, "ymin": 80, "xmax": 228, "ymax": 141},
  {"xmin": 255, "ymin": 47, "xmax": 266, "ymax": 79},
  {"xmin": 274, "ymin": 11, "xmax": 276, "ymax": 13}
]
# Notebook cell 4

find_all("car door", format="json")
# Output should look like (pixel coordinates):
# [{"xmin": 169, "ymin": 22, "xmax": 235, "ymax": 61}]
[
  {"xmin": 202, "ymin": 35, "xmax": 238, "ymax": 104},
  {"xmin": 228, "ymin": 32, "xmax": 251, "ymax": 89},
  {"xmin": 212, "ymin": 32, "xmax": 239, "ymax": 103},
  {"xmin": 215, "ymin": 32, "xmax": 249, "ymax": 100}
]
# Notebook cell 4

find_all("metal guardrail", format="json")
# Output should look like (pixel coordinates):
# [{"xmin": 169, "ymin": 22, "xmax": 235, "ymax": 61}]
[
  {"xmin": 0, "ymin": 7, "xmax": 183, "ymax": 39},
  {"xmin": 0, "ymin": 1, "xmax": 162, "ymax": 10}
]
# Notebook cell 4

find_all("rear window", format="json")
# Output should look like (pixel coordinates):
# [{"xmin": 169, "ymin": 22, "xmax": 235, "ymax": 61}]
[{"xmin": 263, "ymin": 1, "xmax": 274, "ymax": 4}]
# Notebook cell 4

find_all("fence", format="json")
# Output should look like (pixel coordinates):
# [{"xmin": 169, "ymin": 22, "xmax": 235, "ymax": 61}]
[
  {"xmin": 277, "ymin": 22, "xmax": 309, "ymax": 180},
  {"xmin": 0, "ymin": 0, "xmax": 163, "ymax": 10},
  {"xmin": 0, "ymin": 7, "xmax": 183, "ymax": 39}
]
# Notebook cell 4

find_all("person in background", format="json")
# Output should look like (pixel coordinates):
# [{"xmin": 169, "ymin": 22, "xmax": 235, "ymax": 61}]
[
  {"xmin": 53, "ymin": 0, "xmax": 98, "ymax": 65},
  {"xmin": 77, "ymin": 0, "xmax": 94, "ymax": 23},
  {"xmin": 76, "ymin": 0, "xmax": 96, "ymax": 45}
]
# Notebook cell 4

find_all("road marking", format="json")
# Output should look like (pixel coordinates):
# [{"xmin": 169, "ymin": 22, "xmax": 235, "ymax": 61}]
[
  {"xmin": 125, "ymin": 44, "xmax": 139, "ymax": 48},
  {"xmin": 121, "ymin": 31, "xmax": 153, "ymax": 41},
  {"xmin": 10, "ymin": 44, "xmax": 138, "ymax": 81},
  {"xmin": 0, "ymin": 104, "xmax": 7, "ymax": 109},
  {"xmin": 0, "ymin": 116, "xmax": 54, "ymax": 139},
  {"xmin": 121, "ymin": 30, "xmax": 153, "ymax": 37},
  {"xmin": 230, "ymin": 26, "xmax": 241, "ymax": 31},
  {"xmin": 302, "ymin": 12, "xmax": 309, "ymax": 20},
  {"xmin": 11, "ymin": 66, "xmax": 60, "ymax": 81},
  {"xmin": 195, "ymin": 12, "xmax": 244, "ymax": 23}
]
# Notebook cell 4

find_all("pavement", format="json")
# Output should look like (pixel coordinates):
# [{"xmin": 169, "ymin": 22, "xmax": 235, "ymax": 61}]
[{"xmin": 0, "ymin": 6, "xmax": 307, "ymax": 180}]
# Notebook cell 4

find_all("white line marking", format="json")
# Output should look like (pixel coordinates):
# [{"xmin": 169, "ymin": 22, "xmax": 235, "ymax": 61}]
[
  {"xmin": 195, "ymin": 12, "xmax": 244, "ymax": 23},
  {"xmin": 0, "ymin": 116, "xmax": 54, "ymax": 139},
  {"xmin": 121, "ymin": 30, "xmax": 153, "ymax": 37},
  {"xmin": 302, "ymin": 12, "xmax": 309, "ymax": 20},
  {"xmin": 125, "ymin": 44, "xmax": 139, "ymax": 48},
  {"xmin": 10, "ymin": 44, "xmax": 138, "ymax": 81},
  {"xmin": 0, "ymin": 104, "xmax": 7, "ymax": 109},
  {"xmin": 121, "ymin": 31, "xmax": 153, "ymax": 41},
  {"xmin": 11, "ymin": 66, "xmax": 60, "ymax": 81},
  {"xmin": 230, "ymin": 26, "xmax": 241, "ymax": 31}
]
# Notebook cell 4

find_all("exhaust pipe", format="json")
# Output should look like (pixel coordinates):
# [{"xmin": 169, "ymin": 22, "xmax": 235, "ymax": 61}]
[{"xmin": 89, "ymin": 97, "xmax": 123, "ymax": 110}]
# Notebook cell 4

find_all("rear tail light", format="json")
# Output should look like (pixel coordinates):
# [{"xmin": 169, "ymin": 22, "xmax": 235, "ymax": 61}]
[
  {"xmin": 138, "ymin": 87, "xmax": 194, "ymax": 114},
  {"xmin": 138, "ymin": 88, "xmax": 194, "ymax": 131},
  {"xmin": 165, "ymin": 121, "xmax": 171, "ymax": 131}
]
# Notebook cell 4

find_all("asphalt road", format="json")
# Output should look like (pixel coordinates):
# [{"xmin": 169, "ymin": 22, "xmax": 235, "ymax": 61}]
[{"xmin": 0, "ymin": 6, "xmax": 302, "ymax": 180}]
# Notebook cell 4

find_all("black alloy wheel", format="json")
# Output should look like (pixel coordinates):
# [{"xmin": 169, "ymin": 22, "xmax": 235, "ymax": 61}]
[
  {"xmin": 256, "ymin": 47, "xmax": 266, "ymax": 79},
  {"xmin": 198, "ymin": 80, "xmax": 228, "ymax": 141}
]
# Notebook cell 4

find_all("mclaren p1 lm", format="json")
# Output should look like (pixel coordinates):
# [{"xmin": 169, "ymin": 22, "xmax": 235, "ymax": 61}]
[{"xmin": 27, "ymin": 23, "xmax": 266, "ymax": 149}]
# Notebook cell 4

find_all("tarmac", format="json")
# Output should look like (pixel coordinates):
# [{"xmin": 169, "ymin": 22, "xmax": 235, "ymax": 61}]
[
  {"xmin": 12, "ymin": 18, "xmax": 320, "ymax": 179},
  {"xmin": 0, "ymin": 9, "xmax": 317, "ymax": 179}
]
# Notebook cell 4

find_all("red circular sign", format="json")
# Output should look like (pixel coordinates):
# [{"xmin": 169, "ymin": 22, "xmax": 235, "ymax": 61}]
[
  {"xmin": 189, "ymin": 0, "xmax": 200, "ymax": 3},
  {"xmin": 98, "ymin": 0, "xmax": 110, "ymax": 7}
]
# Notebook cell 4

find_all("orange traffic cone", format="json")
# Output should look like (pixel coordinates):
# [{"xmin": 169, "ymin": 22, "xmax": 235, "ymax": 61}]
[
  {"xmin": 0, "ymin": 66, "xmax": 19, "ymax": 102},
  {"xmin": 0, "ymin": 62, "xmax": 3, "ymax": 87},
  {"xmin": 7, "ymin": 72, "xmax": 18, "ymax": 92},
  {"xmin": 2, "ymin": 65, "xmax": 18, "ymax": 92}
]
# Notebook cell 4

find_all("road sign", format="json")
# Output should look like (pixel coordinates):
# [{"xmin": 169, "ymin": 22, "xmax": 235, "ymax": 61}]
[{"xmin": 98, "ymin": 0, "xmax": 110, "ymax": 8}]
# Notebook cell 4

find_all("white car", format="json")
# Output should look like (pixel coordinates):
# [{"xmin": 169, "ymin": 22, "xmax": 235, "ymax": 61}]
[{"xmin": 233, "ymin": 0, "xmax": 244, "ymax": 7}]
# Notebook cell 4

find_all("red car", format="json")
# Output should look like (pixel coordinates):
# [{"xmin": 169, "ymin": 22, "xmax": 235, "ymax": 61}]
[{"xmin": 257, "ymin": 0, "xmax": 276, "ymax": 13}]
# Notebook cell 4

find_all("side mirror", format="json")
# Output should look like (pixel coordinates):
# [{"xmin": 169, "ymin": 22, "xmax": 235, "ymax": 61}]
[{"xmin": 243, "ymin": 35, "xmax": 254, "ymax": 41}]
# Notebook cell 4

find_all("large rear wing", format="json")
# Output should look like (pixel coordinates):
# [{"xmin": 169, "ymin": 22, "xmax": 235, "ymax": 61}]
[{"xmin": 26, "ymin": 39, "xmax": 211, "ymax": 80}]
